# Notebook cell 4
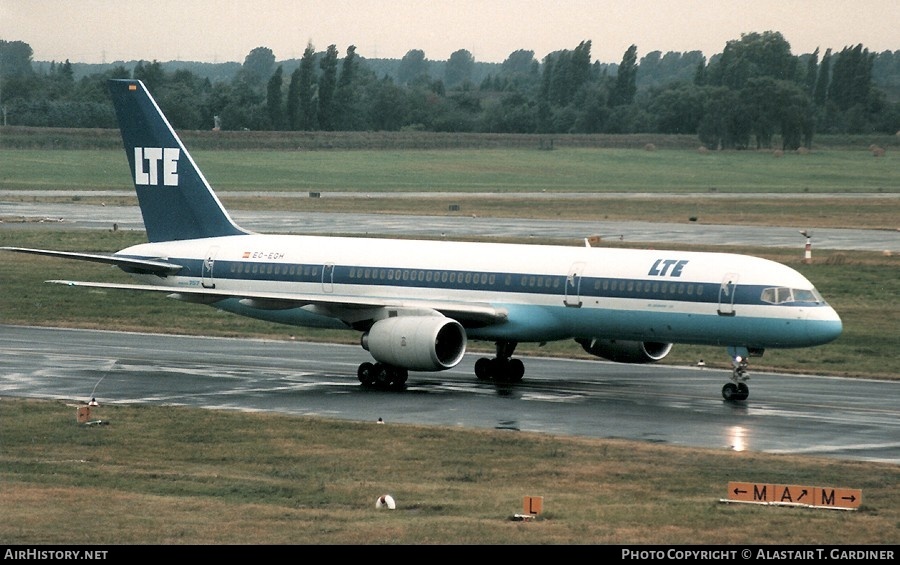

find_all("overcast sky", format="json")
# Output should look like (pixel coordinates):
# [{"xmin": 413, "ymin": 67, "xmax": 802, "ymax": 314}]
[{"xmin": 2, "ymin": 0, "xmax": 897, "ymax": 65}]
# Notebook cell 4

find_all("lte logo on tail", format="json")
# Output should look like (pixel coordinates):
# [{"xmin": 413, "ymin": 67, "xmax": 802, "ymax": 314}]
[{"xmin": 134, "ymin": 147, "xmax": 180, "ymax": 186}]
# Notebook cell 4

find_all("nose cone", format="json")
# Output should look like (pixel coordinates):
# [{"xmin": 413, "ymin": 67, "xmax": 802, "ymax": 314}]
[{"xmin": 809, "ymin": 306, "xmax": 843, "ymax": 345}]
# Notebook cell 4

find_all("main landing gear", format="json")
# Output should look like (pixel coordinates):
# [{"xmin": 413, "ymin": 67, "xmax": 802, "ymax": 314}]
[
  {"xmin": 357, "ymin": 362, "xmax": 408, "ymax": 390},
  {"xmin": 474, "ymin": 340, "xmax": 525, "ymax": 383},
  {"xmin": 722, "ymin": 350, "xmax": 751, "ymax": 401}
]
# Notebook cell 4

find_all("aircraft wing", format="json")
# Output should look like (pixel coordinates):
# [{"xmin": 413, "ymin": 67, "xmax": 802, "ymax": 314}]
[
  {"xmin": 45, "ymin": 279, "xmax": 508, "ymax": 327},
  {"xmin": 2, "ymin": 247, "xmax": 183, "ymax": 275}
]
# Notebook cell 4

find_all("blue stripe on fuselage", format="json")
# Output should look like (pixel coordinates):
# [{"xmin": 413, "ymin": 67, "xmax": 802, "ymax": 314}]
[
  {"xmin": 147, "ymin": 256, "xmax": 831, "ymax": 309},
  {"xmin": 142, "ymin": 257, "xmax": 838, "ymax": 348}
]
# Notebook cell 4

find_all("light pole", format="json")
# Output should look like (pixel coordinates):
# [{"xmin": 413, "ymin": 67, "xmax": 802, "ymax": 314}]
[{"xmin": 799, "ymin": 230, "xmax": 812, "ymax": 264}]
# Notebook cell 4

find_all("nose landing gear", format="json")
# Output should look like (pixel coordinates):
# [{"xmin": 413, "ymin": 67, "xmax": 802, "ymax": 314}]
[
  {"xmin": 722, "ymin": 355, "xmax": 750, "ymax": 401},
  {"xmin": 722, "ymin": 346, "xmax": 757, "ymax": 401}
]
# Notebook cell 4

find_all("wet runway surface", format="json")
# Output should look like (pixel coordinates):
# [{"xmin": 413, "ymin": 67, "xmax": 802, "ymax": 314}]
[{"xmin": 2, "ymin": 325, "xmax": 897, "ymax": 465}]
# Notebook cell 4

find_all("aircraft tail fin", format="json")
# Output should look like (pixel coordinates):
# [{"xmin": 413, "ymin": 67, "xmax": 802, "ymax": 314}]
[{"xmin": 107, "ymin": 79, "xmax": 249, "ymax": 242}]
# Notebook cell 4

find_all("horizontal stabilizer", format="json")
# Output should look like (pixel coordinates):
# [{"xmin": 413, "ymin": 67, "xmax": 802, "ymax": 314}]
[{"xmin": 3, "ymin": 247, "xmax": 183, "ymax": 274}]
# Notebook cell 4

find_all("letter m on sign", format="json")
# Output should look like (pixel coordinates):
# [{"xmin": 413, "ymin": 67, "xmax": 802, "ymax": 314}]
[
  {"xmin": 753, "ymin": 484, "xmax": 769, "ymax": 501},
  {"xmin": 727, "ymin": 482, "xmax": 774, "ymax": 503}
]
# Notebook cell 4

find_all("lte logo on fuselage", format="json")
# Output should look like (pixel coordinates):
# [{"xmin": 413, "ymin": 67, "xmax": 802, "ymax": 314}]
[
  {"xmin": 648, "ymin": 258, "xmax": 689, "ymax": 277},
  {"xmin": 134, "ymin": 147, "xmax": 180, "ymax": 186}
]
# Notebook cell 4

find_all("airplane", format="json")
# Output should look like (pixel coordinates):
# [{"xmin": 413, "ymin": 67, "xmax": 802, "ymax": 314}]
[{"xmin": 2, "ymin": 79, "xmax": 843, "ymax": 401}]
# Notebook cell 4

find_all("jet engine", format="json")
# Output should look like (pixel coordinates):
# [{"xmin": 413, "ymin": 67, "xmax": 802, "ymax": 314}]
[
  {"xmin": 361, "ymin": 316, "xmax": 467, "ymax": 371},
  {"xmin": 576, "ymin": 338, "xmax": 673, "ymax": 364}
]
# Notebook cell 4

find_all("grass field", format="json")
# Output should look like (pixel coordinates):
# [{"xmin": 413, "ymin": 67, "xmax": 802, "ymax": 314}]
[
  {"xmin": 1, "ymin": 145, "xmax": 897, "ymax": 193},
  {"xmin": 1, "ymin": 398, "xmax": 898, "ymax": 545}
]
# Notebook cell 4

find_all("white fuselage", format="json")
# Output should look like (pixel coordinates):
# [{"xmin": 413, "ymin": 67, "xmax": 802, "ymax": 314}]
[{"xmin": 117, "ymin": 233, "xmax": 843, "ymax": 350}]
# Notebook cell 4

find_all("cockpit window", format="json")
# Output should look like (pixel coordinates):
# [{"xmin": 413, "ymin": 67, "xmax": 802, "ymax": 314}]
[
  {"xmin": 761, "ymin": 287, "xmax": 824, "ymax": 304},
  {"xmin": 792, "ymin": 288, "xmax": 822, "ymax": 303}
]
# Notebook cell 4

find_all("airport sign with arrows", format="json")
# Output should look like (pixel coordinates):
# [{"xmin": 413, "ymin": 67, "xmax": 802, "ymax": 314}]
[{"xmin": 725, "ymin": 481, "xmax": 862, "ymax": 510}]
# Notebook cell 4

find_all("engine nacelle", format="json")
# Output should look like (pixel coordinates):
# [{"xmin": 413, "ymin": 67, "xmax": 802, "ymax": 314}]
[
  {"xmin": 361, "ymin": 316, "xmax": 467, "ymax": 371},
  {"xmin": 576, "ymin": 338, "xmax": 673, "ymax": 364}
]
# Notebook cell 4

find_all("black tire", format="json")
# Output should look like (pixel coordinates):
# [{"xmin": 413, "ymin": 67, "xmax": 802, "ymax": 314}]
[
  {"xmin": 374, "ymin": 364, "xmax": 391, "ymax": 386},
  {"xmin": 722, "ymin": 382, "xmax": 738, "ymax": 400},
  {"xmin": 508, "ymin": 358, "xmax": 525, "ymax": 382},
  {"xmin": 490, "ymin": 358, "xmax": 509, "ymax": 383},
  {"xmin": 474, "ymin": 357, "xmax": 491, "ymax": 380},
  {"xmin": 389, "ymin": 368, "xmax": 409, "ymax": 390},
  {"xmin": 358, "ymin": 362, "xmax": 375, "ymax": 386}
]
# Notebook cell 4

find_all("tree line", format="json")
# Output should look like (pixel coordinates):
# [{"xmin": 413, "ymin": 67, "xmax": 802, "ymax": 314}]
[{"xmin": 2, "ymin": 32, "xmax": 898, "ymax": 150}]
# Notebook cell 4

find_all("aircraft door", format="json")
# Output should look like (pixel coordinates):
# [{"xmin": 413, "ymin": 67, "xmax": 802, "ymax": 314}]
[
  {"xmin": 565, "ymin": 262, "xmax": 585, "ymax": 307},
  {"xmin": 718, "ymin": 273, "xmax": 739, "ymax": 316},
  {"xmin": 202, "ymin": 246, "xmax": 219, "ymax": 289},
  {"xmin": 322, "ymin": 263, "xmax": 335, "ymax": 293}
]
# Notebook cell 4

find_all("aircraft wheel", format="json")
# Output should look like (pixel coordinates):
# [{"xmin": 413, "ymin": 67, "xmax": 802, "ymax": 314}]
[
  {"xmin": 358, "ymin": 362, "xmax": 376, "ymax": 386},
  {"xmin": 736, "ymin": 383, "xmax": 749, "ymax": 401},
  {"xmin": 491, "ymin": 358, "xmax": 522, "ymax": 383},
  {"xmin": 489, "ymin": 358, "xmax": 509, "ymax": 383},
  {"xmin": 508, "ymin": 358, "xmax": 525, "ymax": 382},
  {"xmin": 388, "ymin": 368, "xmax": 409, "ymax": 390},
  {"xmin": 474, "ymin": 357, "xmax": 491, "ymax": 380},
  {"xmin": 374, "ymin": 364, "xmax": 391, "ymax": 387},
  {"xmin": 722, "ymin": 383, "xmax": 738, "ymax": 401}
]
